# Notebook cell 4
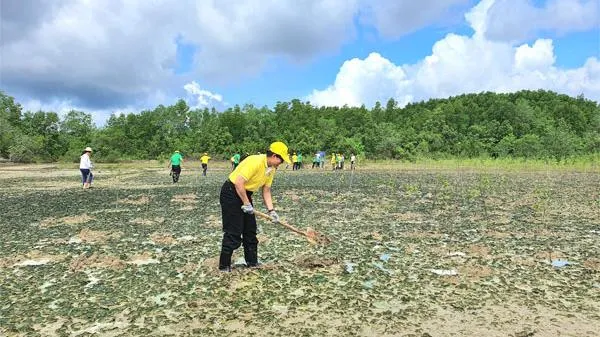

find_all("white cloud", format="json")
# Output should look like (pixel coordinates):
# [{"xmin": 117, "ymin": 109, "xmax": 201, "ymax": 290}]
[
  {"xmin": 1, "ymin": 0, "xmax": 598, "ymax": 125},
  {"xmin": 307, "ymin": 1, "xmax": 600, "ymax": 107},
  {"xmin": 359, "ymin": 0, "xmax": 470, "ymax": 39},
  {"xmin": 0, "ymin": 0, "xmax": 360, "ymax": 108},
  {"xmin": 308, "ymin": 53, "xmax": 413, "ymax": 106},
  {"xmin": 514, "ymin": 39, "xmax": 555, "ymax": 71},
  {"xmin": 483, "ymin": 0, "xmax": 600, "ymax": 41},
  {"xmin": 0, "ymin": 0, "xmax": 486, "ymax": 117},
  {"xmin": 183, "ymin": 81, "xmax": 223, "ymax": 109}
]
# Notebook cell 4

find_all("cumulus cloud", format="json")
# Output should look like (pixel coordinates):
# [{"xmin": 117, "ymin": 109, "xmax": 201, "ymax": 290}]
[
  {"xmin": 0, "ymin": 0, "xmax": 484, "ymax": 116},
  {"xmin": 1, "ymin": 0, "xmax": 598, "ymax": 123},
  {"xmin": 308, "ymin": 0, "xmax": 600, "ymax": 107},
  {"xmin": 1, "ymin": 0, "xmax": 181, "ymax": 109},
  {"xmin": 308, "ymin": 53, "xmax": 413, "ymax": 107},
  {"xmin": 0, "ymin": 0, "xmax": 359, "ymax": 111},
  {"xmin": 483, "ymin": 0, "xmax": 600, "ymax": 41},
  {"xmin": 183, "ymin": 81, "xmax": 223, "ymax": 109},
  {"xmin": 359, "ymin": 0, "xmax": 470, "ymax": 39}
]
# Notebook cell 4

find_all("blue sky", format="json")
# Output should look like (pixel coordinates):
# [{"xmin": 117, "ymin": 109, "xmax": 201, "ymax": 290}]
[{"xmin": 1, "ymin": 0, "xmax": 599, "ymax": 126}]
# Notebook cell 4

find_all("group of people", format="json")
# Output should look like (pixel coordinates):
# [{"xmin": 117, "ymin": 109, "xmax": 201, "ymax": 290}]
[
  {"xmin": 168, "ymin": 151, "xmax": 213, "ymax": 182},
  {"xmin": 291, "ymin": 152, "xmax": 303, "ymax": 170},
  {"xmin": 330, "ymin": 153, "xmax": 357, "ymax": 170},
  {"xmin": 79, "ymin": 146, "xmax": 358, "ymax": 190},
  {"xmin": 288, "ymin": 151, "xmax": 357, "ymax": 171},
  {"xmin": 78, "ymin": 142, "xmax": 359, "ymax": 273}
]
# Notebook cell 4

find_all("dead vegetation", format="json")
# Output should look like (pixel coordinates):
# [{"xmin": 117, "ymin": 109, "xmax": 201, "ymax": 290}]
[{"xmin": 39, "ymin": 213, "xmax": 94, "ymax": 228}]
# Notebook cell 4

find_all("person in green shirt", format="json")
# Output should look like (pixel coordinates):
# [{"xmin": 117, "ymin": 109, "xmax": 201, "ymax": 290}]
[
  {"xmin": 297, "ymin": 152, "xmax": 303, "ymax": 170},
  {"xmin": 292, "ymin": 153, "xmax": 298, "ymax": 170},
  {"xmin": 168, "ymin": 150, "xmax": 184, "ymax": 183},
  {"xmin": 312, "ymin": 152, "xmax": 319, "ymax": 169},
  {"xmin": 232, "ymin": 153, "xmax": 241, "ymax": 171}
]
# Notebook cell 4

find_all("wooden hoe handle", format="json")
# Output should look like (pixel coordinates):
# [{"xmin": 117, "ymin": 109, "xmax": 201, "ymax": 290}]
[{"xmin": 254, "ymin": 210, "xmax": 309, "ymax": 237}]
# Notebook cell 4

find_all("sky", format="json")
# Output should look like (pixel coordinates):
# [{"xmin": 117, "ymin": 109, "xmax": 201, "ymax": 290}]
[{"xmin": 1, "ymin": 0, "xmax": 599, "ymax": 126}]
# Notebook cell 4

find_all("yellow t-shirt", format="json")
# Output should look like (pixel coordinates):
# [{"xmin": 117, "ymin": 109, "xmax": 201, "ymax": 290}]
[
  {"xmin": 292, "ymin": 154, "xmax": 298, "ymax": 163},
  {"xmin": 200, "ymin": 155, "xmax": 211, "ymax": 164},
  {"xmin": 228, "ymin": 154, "xmax": 275, "ymax": 192}
]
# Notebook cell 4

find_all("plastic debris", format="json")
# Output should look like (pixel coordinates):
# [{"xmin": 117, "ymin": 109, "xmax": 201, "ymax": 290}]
[
  {"xmin": 551, "ymin": 259, "xmax": 570, "ymax": 268},
  {"xmin": 430, "ymin": 269, "xmax": 458, "ymax": 276},
  {"xmin": 380, "ymin": 253, "xmax": 391, "ymax": 262},
  {"xmin": 446, "ymin": 252, "xmax": 466, "ymax": 257},
  {"xmin": 362, "ymin": 279, "xmax": 376, "ymax": 289},
  {"xmin": 68, "ymin": 237, "xmax": 82, "ymax": 244},
  {"xmin": 372, "ymin": 262, "xmax": 393, "ymax": 274},
  {"xmin": 84, "ymin": 271, "xmax": 101, "ymax": 289},
  {"xmin": 150, "ymin": 292, "xmax": 173, "ymax": 306},
  {"xmin": 344, "ymin": 262, "xmax": 357, "ymax": 273},
  {"xmin": 290, "ymin": 289, "xmax": 304, "ymax": 297}
]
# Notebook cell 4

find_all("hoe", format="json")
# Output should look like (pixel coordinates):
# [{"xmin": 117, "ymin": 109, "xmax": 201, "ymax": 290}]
[{"xmin": 254, "ymin": 210, "xmax": 330, "ymax": 245}]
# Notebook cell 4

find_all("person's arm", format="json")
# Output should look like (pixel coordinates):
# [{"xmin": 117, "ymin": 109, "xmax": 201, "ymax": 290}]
[
  {"xmin": 234, "ymin": 175, "xmax": 251, "ymax": 205},
  {"xmin": 262, "ymin": 185, "xmax": 274, "ymax": 211}
]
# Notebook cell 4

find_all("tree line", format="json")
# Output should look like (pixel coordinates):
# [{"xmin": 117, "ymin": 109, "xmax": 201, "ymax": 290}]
[{"xmin": 1, "ymin": 89, "xmax": 598, "ymax": 163}]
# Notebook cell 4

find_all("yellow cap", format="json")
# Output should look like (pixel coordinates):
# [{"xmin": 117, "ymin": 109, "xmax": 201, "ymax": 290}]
[{"xmin": 269, "ymin": 141, "xmax": 291, "ymax": 164}]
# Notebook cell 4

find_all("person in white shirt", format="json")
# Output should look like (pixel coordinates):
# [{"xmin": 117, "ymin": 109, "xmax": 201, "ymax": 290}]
[
  {"xmin": 79, "ymin": 147, "xmax": 94, "ymax": 189},
  {"xmin": 350, "ymin": 153, "xmax": 356, "ymax": 170}
]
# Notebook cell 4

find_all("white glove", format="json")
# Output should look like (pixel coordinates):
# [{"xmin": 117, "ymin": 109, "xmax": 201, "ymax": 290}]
[
  {"xmin": 241, "ymin": 204, "xmax": 254, "ymax": 214},
  {"xmin": 268, "ymin": 210, "xmax": 280, "ymax": 223}
]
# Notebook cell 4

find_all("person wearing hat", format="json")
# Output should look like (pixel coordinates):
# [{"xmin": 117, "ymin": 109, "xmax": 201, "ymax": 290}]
[
  {"xmin": 80, "ymin": 147, "xmax": 94, "ymax": 189},
  {"xmin": 169, "ymin": 150, "xmax": 184, "ymax": 183},
  {"xmin": 218, "ymin": 141, "xmax": 291, "ymax": 272},
  {"xmin": 200, "ymin": 152, "xmax": 211, "ymax": 176}
]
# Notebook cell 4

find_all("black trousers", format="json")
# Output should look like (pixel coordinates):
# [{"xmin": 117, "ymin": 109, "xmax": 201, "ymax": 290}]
[
  {"xmin": 219, "ymin": 180, "xmax": 258, "ymax": 268},
  {"xmin": 171, "ymin": 165, "xmax": 181, "ymax": 182},
  {"xmin": 201, "ymin": 163, "xmax": 208, "ymax": 176}
]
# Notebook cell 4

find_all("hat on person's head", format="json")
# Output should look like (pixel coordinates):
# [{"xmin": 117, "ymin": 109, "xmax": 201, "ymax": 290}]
[
  {"xmin": 175, "ymin": 150, "xmax": 180, "ymax": 153},
  {"xmin": 84, "ymin": 147, "xmax": 93, "ymax": 152},
  {"xmin": 269, "ymin": 141, "xmax": 291, "ymax": 164},
  {"xmin": 203, "ymin": 152, "xmax": 208, "ymax": 155}
]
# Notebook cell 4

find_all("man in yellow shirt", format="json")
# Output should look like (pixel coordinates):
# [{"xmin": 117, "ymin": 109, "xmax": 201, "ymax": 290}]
[
  {"xmin": 200, "ymin": 152, "xmax": 211, "ymax": 176},
  {"xmin": 218, "ymin": 141, "xmax": 291, "ymax": 272}
]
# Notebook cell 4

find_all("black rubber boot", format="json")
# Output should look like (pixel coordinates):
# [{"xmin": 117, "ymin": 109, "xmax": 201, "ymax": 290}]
[
  {"xmin": 219, "ymin": 252, "xmax": 232, "ymax": 272},
  {"xmin": 243, "ymin": 243, "xmax": 258, "ymax": 267}
]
